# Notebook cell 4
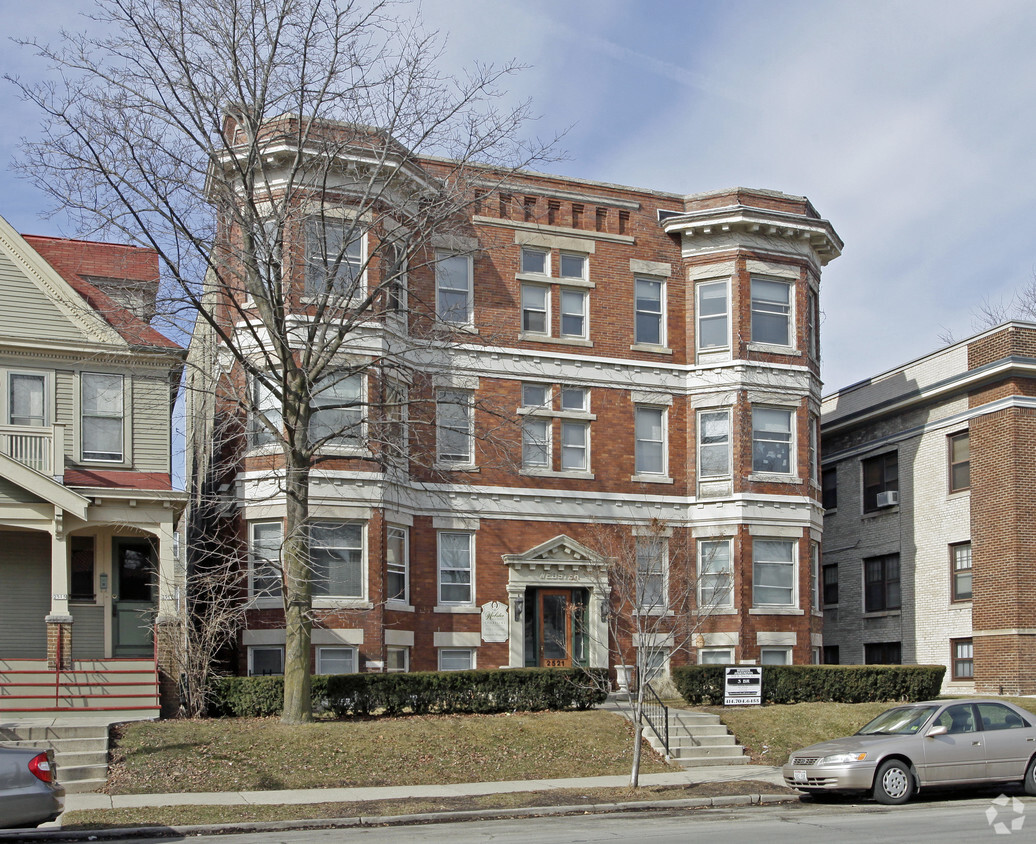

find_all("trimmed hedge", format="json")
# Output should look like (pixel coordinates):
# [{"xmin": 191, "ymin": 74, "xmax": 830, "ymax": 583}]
[
  {"xmin": 210, "ymin": 668, "xmax": 608, "ymax": 718},
  {"xmin": 671, "ymin": 664, "xmax": 946, "ymax": 705}
]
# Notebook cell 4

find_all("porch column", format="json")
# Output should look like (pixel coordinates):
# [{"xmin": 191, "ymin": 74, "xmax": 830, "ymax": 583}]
[
  {"xmin": 155, "ymin": 511, "xmax": 180, "ymax": 624},
  {"xmin": 507, "ymin": 587, "xmax": 525, "ymax": 668},
  {"xmin": 154, "ymin": 512, "xmax": 183, "ymax": 717},
  {"xmin": 46, "ymin": 514, "xmax": 72, "ymax": 670}
]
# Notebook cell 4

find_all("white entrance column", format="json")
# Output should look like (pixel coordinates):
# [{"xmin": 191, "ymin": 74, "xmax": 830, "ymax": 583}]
[{"xmin": 46, "ymin": 511, "xmax": 72, "ymax": 668}]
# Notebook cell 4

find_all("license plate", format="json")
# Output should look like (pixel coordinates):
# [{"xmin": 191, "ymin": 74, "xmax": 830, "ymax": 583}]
[{"xmin": 794, "ymin": 770, "xmax": 808, "ymax": 783}]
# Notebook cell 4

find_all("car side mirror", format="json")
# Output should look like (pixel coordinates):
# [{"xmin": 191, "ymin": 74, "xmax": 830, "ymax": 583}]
[{"xmin": 926, "ymin": 725, "xmax": 948, "ymax": 738}]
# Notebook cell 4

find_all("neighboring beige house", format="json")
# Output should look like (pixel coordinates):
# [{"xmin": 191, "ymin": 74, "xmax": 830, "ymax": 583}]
[{"xmin": 0, "ymin": 214, "xmax": 185, "ymax": 717}]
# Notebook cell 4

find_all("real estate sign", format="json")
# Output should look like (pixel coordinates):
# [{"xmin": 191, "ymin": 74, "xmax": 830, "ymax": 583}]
[{"xmin": 724, "ymin": 666, "xmax": 762, "ymax": 705}]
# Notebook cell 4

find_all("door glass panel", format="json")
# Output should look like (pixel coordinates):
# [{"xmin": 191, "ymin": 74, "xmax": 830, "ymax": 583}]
[
  {"xmin": 542, "ymin": 593, "xmax": 568, "ymax": 662},
  {"xmin": 119, "ymin": 543, "xmax": 154, "ymax": 601}
]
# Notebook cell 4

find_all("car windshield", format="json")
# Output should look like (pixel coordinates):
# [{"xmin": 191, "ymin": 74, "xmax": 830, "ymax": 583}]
[{"xmin": 856, "ymin": 705, "xmax": 939, "ymax": 735}]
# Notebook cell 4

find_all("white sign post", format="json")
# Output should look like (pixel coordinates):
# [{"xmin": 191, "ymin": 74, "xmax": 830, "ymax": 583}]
[{"xmin": 724, "ymin": 666, "xmax": 762, "ymax": 705}]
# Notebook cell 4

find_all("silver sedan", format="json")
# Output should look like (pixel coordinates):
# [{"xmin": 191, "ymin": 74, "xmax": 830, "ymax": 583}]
[
  {"xmin": 782, "ymin": 699, "xmax": 1036, "ymax": 804},
  {"xmin": 0, "ymin": 746, "xmax": 65, "ymax": 828}
]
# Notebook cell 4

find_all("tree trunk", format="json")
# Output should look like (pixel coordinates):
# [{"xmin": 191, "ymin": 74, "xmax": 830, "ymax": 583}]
[
  {"xmin": 630, "ymin": 720, "xmax": 643, "ymax": 788},
  {"xmin": 281, "ymin": 457, "xmax": 312, "ymax": 724}
]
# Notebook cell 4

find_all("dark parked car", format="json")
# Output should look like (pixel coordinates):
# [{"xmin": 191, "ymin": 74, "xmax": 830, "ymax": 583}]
[
  {"xmin": 783, "ymin": 699, "xmax": 1036, "ymax": 804},
  {"xmin": 0, "ymin": 746, "xmax": 65, "ymax": 828}
]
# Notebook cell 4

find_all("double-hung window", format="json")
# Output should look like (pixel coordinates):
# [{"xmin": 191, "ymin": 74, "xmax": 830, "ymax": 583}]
[
  {"xmin": 521, "ymin": 383, "xmax": 550, "ymax": 469},
  {"xmin": 249, "ymin": 375, "xmax": 281, "ymax": 447},
  {"xmin": 698, "ymin": 410, "xmax": 731, "ymax": 480},
  {"xmin": 309, "ymin": 522, "xmax": 364, "ymax": 599},
  {"xmin": 437, "ymin": 389, "xmax": 473, "ymax": 465},
  {"xmin": 751, "ymin": 277, "xmax": 792, "ymax": 346},
  {"xmin": 435, "ymin": 251, "xmax": 473, "ymax": 325},
  {"xmin": 949, "ymin": 431, "xmax": 970, "ymax": 492},
  {"xmin": 560, "ymin": 420, "xmax": 587, "ymax": 471},
  {"xmin": 249, "ymin": 521, "xmax": 283, "ymax": 599},
  {"xmin": 752, "ymin": 538, "xmax": 796, "ymax": 607},
  {"xmin": 864, "ymin": 553, "xmax": 900, "ymax": 612},
  {"xmin": 634, "ymin": 277, "xmax": 664, "ymax": 346},
  {"xmin": 309, "ymin": 373, "xmax": 362, "ymax": 446},
  {"xmin": 951, "ymin": 542, "xmax": 972, "ymax": 601},
  {"xmin": 696, "ymin": 279, "xmax": 729, "ymax": 352},
  {"xmin": 634, "ymin": 406, "xmax": 666, "ymax": 476},
  {"xmin": 81, "ymin": 373, "xmax": 124, "ymax": 461},
  {"xmin": 559, "ymin": 289, "xmax": 587, "ymax": 338},
  {"xmin": 386, "ymin": 526, "xmax": 409, "ymax": 604},
  {"xmin": 951, "ymin": 638, "xmax": 974, "ymax": 680},
  {"xmin": 9, "ymin": 373, "xmax": 46, "ymax": 427},
  {"xmin": 521, "ymin": 284, "xmax": 549, "ymax": 334},
  {"xmin": 316, "ymin": 647, "xmax": 356, "ymax": 675},
  {"xmin": 823, "ymin": 563, "xmax": 838, "ymax": 605},
  {"xmin": 438, "ymin": 531, "xmax": 474, "ymax": 605},
  {"xmin": 305, "ymin": 217, "xmax": 363, "ymax": 299},
  {"xmin": 862, "ymin": 452, "xmax": 898, "ymax": 512},
  {"xmin": 636, "ymin": 538, "xmax": 666, "ymax": 612},
  {"xmin": 752, "ymin": 407, "xmax": 793, "ymax": 474},
  {"xmin": 698, "ymin": 538, "xmax": 733, "ymax": 608}
]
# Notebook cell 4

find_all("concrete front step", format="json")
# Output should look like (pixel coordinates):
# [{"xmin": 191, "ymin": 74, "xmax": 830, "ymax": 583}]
[
  {"xmin": 0, "ymin": 720, "xmax": 116, "ymax": 794},
  {"xmin": 63, "ymin": 777, "xmax": 108, "ymax": 794},
  {"xmin": 2, "ymin": 736, "xmax": 108, "ymax": 753},
  {"xmin": 667, "ymin": 734, "xmax": 739, "ymax": 748}
]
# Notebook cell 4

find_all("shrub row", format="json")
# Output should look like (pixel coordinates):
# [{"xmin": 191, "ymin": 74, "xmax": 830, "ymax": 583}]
[
  {"xmin": 671, "ymin": 664, "xmax": 946, "ymax": 705},
  {"xmin": 210, "ymin": 667, "xmax": 609, "ymax": 718}
]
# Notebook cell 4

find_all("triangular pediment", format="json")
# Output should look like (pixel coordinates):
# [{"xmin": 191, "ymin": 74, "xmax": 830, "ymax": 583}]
[
  {"xmin": 502, "ymin": 534, "xmax": 605, "ymax": 568},
  {"xmin": 0, "ymin": 216, "xmax": 124, "ymax": 349}
]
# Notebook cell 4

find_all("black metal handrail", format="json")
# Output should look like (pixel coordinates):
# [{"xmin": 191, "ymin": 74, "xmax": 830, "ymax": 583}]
[{"xmin": 640, "ymin": 681, "xmax": 670, "ymax": 756}]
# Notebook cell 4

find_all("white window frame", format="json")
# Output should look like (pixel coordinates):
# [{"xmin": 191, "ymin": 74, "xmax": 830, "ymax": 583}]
[
  {"xmin": 521, "ymin": 283, "xmax": 550, "ymax": 335},
  {"xmin": 522, "ymin": 415, "xmax": 551, "ymax": 469},
  {"xmin": 560, "ymin": 420, "xmax": 588, "ymax": 471},
  {"xmin": 383, "ymin": 379, "xmax": 407, "ymax": 464},
  {"xmin": 520, "ymin": 246, "xmax": 549, "ymax": 276},
  {"xmin": 760, "ymin": 647, "xmax": 792, "ymax": 665},
  {"xmin": 696, "ymin": 279, "xmax": 730, "ymax": 354},
  {"xmin": 436, "ymin": 388, "xmax": 474, "ymax": 466},
  {"xmin": 560, "ymin": 386, "xmax": 587, "ymax": 412},
  {"xmin": 81, "ymin": 372, "xmax": 125, "ymax": 462},
  {"xmin": 559, "ymin": 252, "xmax": 587, "ymax": 281},
  {"xmin": 697, "ymin": 409, "xmax": 731, "ymax": 480},
  {"xmin": 309, "ymin": 521, "xmax": 366, "ymax": 601},
  {"xmin": 304, "ymin": 217, "xmax": 365, "ymax": 300},
  {"xmin": 752, "ymin": 537, "xmax": 797, "ymax": 608},
  {"xmin": 7, "ymin": 370, "xmax": 49, "ymax": 428},
  {"xmin": 811, "ymin": 541, "xmax": 822, "ymax": 613},
  {"xmin": 248, "ymin": 521, "xmax": 283, "ymax": 601},
  {"xmin": 698, "ymin": 647, "xmax": 733, "ymax": 665},
  {"xmin": 635, "ymin": 537, "xmax": 668, "ymax": 613},
  {"xmin": 634, "ymin": 405, "xmax": 667, "ymax": 477},
  {"xmin": 634, "ymin": 276, "xmax": 666, "ymax": 347},
  {"xmin": 559, "ymin": 287, "xmax": 588, "ymax": 339},
  {"xmin": 309, "ymin": 372, "xmax": 364, "ymax": 448},
  {"xmin": 315, "ymin": 646, "xmax": 357, "ymax": 675},
  {"xmin": 386, "ymin": 646, "xmax": 409, "ymax": 673},
  {"xmin": 750, "ymin": 276, "xmax": 793, "ymax": 348},
  {"xmin": 248, "ymin": 374, "xmax": 281, "ymax": 448},
  {"xmin": 698, "ymin": 538, "xmax": 733, "ymax": 609},
  {"xmin": 752, "ymin": 406, "xmax": 794, "ymax": 475},
  {"xmin": 438, "ymin": 531, "xmax": 474, "ymax": 606},
  {"xmin": 435, "ymin": 250, "xmax": 474, "ymax": 325},
  {"xmin": 248, "ymin": 645, "xmax": 284, "ymax": 676},
  {"xmin": 438, "ymin": 648, "xmax": 475, "ymax": 671},
  {"xmin": 386, "ymin": 525, "xmax": 409, "ymax": 605}
]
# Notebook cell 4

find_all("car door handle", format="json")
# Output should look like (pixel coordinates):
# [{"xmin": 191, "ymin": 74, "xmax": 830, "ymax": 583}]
[
  {"xmin": 972, "ymin": 741, "xmax": 982, "ymax": 746},
  {"xmin": 1028, "ymin": 737, "xmax": 1035, "ymax": 742}
]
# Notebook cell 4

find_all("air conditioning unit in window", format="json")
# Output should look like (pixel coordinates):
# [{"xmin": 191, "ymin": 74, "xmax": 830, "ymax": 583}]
[{"xmin": 876, "ymin": 490, "xmax": 899, "ymax": 508}]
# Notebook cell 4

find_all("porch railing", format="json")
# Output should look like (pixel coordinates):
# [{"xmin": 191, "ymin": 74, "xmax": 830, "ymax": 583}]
[
  {"xmin": 0, "ymin": 424, "xmax": 62, "ymax": 479},
  {"xmin": 640, "ymin": 681, "xmax": 670, "ymax": 756}
]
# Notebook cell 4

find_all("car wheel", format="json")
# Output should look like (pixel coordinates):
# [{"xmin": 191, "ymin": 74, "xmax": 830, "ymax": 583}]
[
  {"xmin": 1025, "ymin": 757, "xmax": 1036, "ymax": 796},
  {"xmin": 873, "ymin": 759, "xmax": 915, "ymax": 805}
]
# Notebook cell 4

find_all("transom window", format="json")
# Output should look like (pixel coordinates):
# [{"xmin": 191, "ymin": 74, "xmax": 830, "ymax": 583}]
[
  {"xmin": 751, "ymin": 277, "xmax": 792, "ymax": 346},
  {"xmin": 560, "ymin": 386, "xmax": 587, "ymax": 411},
  {"xmin": 752, "ymin": 407, "xmax": 793, "ymax": 474},
  {"xmin": 864, "ymin": 553, "xmax": 900, "ymax": 612},
  {"xmin": 81, "ymin": 372, "xmax": 124, "ymax": 461},
  {"xmin": 951, "ymin": 542, "xmax": 972, "ymax": 601},
  {"xmin": 559, "ymin": 253, "xmax": 586, "ymax": 280},
  {"xmin": 634, "ymin": 277, "xmax": 664, "ymax": 346},
  {"xmin": 520, "ymin": 246, "xmax": 548, "ymax": 275},
  {"xmin": 949, "ymin": 431, "xmax": 970, "ymax": 493}
]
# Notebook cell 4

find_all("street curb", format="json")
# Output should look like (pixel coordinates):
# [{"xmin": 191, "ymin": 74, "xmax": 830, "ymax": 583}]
[{"xmin": 1, "ymin": 793, "xmax": 798, "ymax": 840}]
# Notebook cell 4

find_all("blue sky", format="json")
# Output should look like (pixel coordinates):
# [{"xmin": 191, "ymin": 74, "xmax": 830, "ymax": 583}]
[{"xmin": 4, "ymin": 0, "xmax": 1036, "ymax": 393}]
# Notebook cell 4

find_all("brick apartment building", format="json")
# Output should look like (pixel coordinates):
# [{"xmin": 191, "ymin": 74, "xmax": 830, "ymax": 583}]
[
  {"xmin": 820, "ymin": 321, "xmax": 1036, "ymax": 694},
  {"xmin": 187, "ymin": 119, "xmax": 843, "ymax": 680}
]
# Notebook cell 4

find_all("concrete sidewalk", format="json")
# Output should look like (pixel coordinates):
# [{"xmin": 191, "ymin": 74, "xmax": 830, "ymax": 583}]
[{"xmin": 66, "ymin": 765, "xmax": 787, "ymax": 811}]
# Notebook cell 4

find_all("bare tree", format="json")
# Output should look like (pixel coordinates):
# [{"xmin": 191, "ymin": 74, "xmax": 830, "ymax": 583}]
[
  {"xmin": 939, "ymin": 276, "xmax": 1036, "ymax": 345},
  {"xmin": 582, "ymin": 518, "xmax": 732, "ymax": 788},
  {"xmin": 11, "ymin": 0, "xmax": 555, "ymax": 722}
]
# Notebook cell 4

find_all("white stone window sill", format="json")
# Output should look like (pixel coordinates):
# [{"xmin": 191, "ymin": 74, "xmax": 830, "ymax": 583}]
[
  {"xmin": 434, "ymin": 604, "xmax": 480, "ymax": 614},
  {"xmin": 247, "ymin": 596, "xmax": 283, "ymax": 609},
  {"xmin": 748, "ymin": 342, "xmax": 801, "ymax": 356},
  {"xmin": 519, "ymin": 333, "xmax": 593, "ymax": 347},
  {"xmin": 748, "ymin": 472, "xmax": 802, "ymax": 484},
  {"xmin": 385, "ymin": 602, "xmax": 415, "ymax": 613},
  {"xmin": 630, "ymin": 343, "xmax": 673, "ymax": 355},
  {"xmin": 631, "ymin": 474, "xmax": 674, "ymax": 484},
  {"xmin": 313, "ymin": 599, "xmax": 372, "ymax": 610},
  {"xmin": 434, "ymin": 462, "xmax": 479, "ymax": 473},
  {"xmin": 749, "ymin": 607, "xmax": 804, "ymax": 616},
  {"xmin": 521, "ymin": 468, "xmax": 595, "ymax": 480},
  {"xmin": 706, "ymin": 607, "xmax": 738, "ymax": 615},
  {"xmin": 862, "ymin": 610, "xmax": 901, "ymax": 619}
]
